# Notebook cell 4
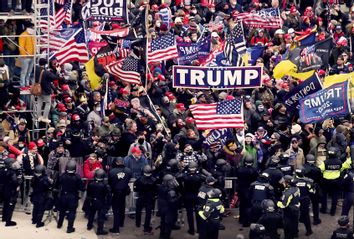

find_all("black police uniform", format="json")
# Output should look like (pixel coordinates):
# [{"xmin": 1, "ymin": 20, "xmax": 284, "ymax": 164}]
[
  {"xmin": 277, "ymin": 184, "xmax": 300, "ymax": 239},
  {"xmin": 278, "ymin": 163, "xmax": 293, "ymax": 176},
  {"xmin": 341, "ymin": 170, "xmax": 354, "ymax": 216},
  {"xmin": 57, "ymin": 171, "xmax": 85, "ymax": 232},
  {"xmin": 331, "ymin": 228, "xmax": 354, "ymax": 239},
  {"xmin": 248, "ymin": 177, "xmax": 274, "ymax": 223},
  {"xmin": 198, "ymin": 194, "xmax": 224, "ymax": 239},
  {"xmin": 30, "ymin": 173, "xmax": 52, "ymax": 227},
  {"xmin": 258, "ymin": 209, "xmax": 283, "ymax": 239},
  {"xmin": 293, "ymin": 175, "xmax": 314, "ymax": 235},
  {"xmin": 158, "ymin": 178, "xmax": 181, "ymax": 239},
  {"xmin": 180, "ymin": 168, "xmax": 204, "ymax": 235},
  {"xmin": 86, "ymin": 177, "xmax": 111, "ymax": 234},
  {"xmin": 303, "ymin": 161, "xmax": 322, "ymax": 224},
  {"xmin": 263, "ymin": 166, "xmax": 284, "ymax": 200},
  {"xmin": 2, "ymin": 163, "xmax": 21, "ymax": 226},
  {"xmin": 236, "ymin": 163, "xmax": 258, "ymax": 226},
  {"xmin": 133, "ymin": 172, "xmax": 157, "ymax": 233},
  {"xmin": 108, "ymin": 163, "xmax": 132, "ymax": 233}
]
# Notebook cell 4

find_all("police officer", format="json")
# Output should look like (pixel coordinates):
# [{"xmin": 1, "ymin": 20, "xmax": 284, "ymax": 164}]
[
  {"xmin": 108, "ymin": 157, "xmax": 132, "ymax": 234},
  {"xmin": 236, "ymin": 155, "xmax": 258, "ymax": 227},
  {"xmin": 263, "ymin": 156, "xmax": 284, "ymax": 200},
  {"xmin": 158, "ymin": 174, "xmax": 181, "ymax": 239},
  {"xmin": 248, "ymin": 172, "xmax": 275, "ymax": 223},
  {"xmin": 293, "ymin": 167, "xmax": 314, "ymax": 236},
  {"xmin": 278, "ymin": 153, "xmax": 293, "ymax": 176},
  {"xmin": 133, "ymin": 165, "xmax": 157, "ymax": 235},
  {"xmin": 319, "ymin": 147, "xmax": 351, "ymax": 215},
  {"xmin": 197, "ymin": 175, "xmax": 217, "ymax": 231},
  {"xmin": 30, "ymin": 165, "xmax": 52, "ymax": 228},
  {"xmin": 277, "ymin": 175, "xmax": 300, "ymax": 239},
  {"xmin": 180, "ymin": 161, "xmax": 204, "ymax": 235},
  {"xmin": 331, "ymin": 216, "xmax": 353, "ymax": 239},
  {"xmin": 2, "ymin": 158, "xmax": 21, "ymax": 226},
  {"xmin": 57, "ymin": 160, "xmax": 85, "ymax": 233},
  {"xmin": 341, "ymin": 162, "xmax": 354, "ymax": 216},
  {"xmin": 303, "ymin": 154, "xmax": 322, "ymax": 225},
  {"xmin": 212, "ymin": 159, "xmax": 231, "ymax": 203},
  {"xmin": 249, "ymin": 223, "xmax": 267, "ymax": 239},
  {"xmin": 198, "ymin": 188, "xmax": 224, "ymax": 239},
  {"xmin": 86, "ymin": 169, "xmax": 111, "ymax": 235},
  {"xmin": 258, "ymin": 199, "xmax": 283, "ymax": 239}
]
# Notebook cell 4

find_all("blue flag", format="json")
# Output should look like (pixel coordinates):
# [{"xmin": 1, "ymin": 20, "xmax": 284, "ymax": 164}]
[
  {"xmin": 299, "ymin": 81, "xmax": 350, "ymax": 123},
  {"xmin": 177, "ymin": 36, "xmax": 211, "ymax": 65},
  {"xmin": 247, "ymin": 46, "xmax": 264, "ymax": 65}
]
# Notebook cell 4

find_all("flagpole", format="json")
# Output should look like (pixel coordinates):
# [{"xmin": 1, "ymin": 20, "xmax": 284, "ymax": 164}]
[{"xmin": 145, "ymin": 3, "xmax": 149, "ymax": 90}]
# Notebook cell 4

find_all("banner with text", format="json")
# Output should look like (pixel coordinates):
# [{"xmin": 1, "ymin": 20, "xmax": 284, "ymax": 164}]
[
  {"xmin": 299, "ymin": 81, "xmax": 350, "ymax": 124},
  {"xmin": 284, "ymin": 74, "xmax": 323, "ymax": 113},
  {"xmin": 203, "ymin": 128, "xmax": 234, "ymax": 149},
  {"xmin": 173, "ymin": 65, "xmax": 262, "ymax": 89},
  {"xmin": 82, "ymin": 0, "xmax": 128, "ymax": 22},
  {"xmin": 177, "ymin": 36, "xmax": 210, "ymax": 65}
]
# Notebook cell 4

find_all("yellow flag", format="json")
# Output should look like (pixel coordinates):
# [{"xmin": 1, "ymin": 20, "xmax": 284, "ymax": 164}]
[
  {"xmin": 273, "ymin": 60, "xmax": 314, "ymax": 80},
  {"xmin": 242, "ymin": 53, "xmax": 249, "ymax": 66},
  {"xmin": 323, "ymin": 73, "xmax": 354, "ymax": 99},
  {"xmin": 85, "ymin": 58, "xmax": 101, "ymax": 90}
]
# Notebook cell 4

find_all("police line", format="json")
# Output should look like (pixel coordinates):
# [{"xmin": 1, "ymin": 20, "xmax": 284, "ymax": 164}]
[{"xmin": 173, "ymin": 65, "xmax": 263, "ymax": 89}]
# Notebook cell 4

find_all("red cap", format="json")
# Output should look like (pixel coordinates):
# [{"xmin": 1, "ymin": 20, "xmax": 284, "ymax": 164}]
[
  {"xmin": 61, "ymin": 84, "xmax": 69, "ymax": 91},
  {"xmin": 109, "ymin": 81, "xmax": 117, "ymax": 87},
  {"xmin": 186, "ymin": 117, "xmax": 195, "ymax": 124},
  {"xmin": 37, "ymin": 139, "xmax": 45, "ymax": 147},
  {"xmin": 72, "ymin": 114, "xmax": 81, "ymax": 121},
  {"xmin": 64, "ymin": 97, "xmax": 72, "ymax": 103},
  {"xmin": 151, "ymin": 4, "xmax": 159, "ymax": 11},
  {"xmin": 176, "ymin": 103, "xmax": 185, "ymax": 110},
  {"xmin": 226, "ymin": 95, "xmax": 235, "ymax": 100},
  {"xmin": 165, "ymin": 92, "xmax": 175, "ymax": 100},
  {"xmin": 290, "ymin": 6, "xmax": 297, "ymax": 14},
  {"xmin": 28, "ymin": 141, "xmax": 37, "ymax": 150},
  {"xmin": 119, "ymin": 88, "xmax": 129, "ymax": 95},
  {"xmin": 318, "ymin": 69, "xmax": 325, "ymax": 75},
  {"xmin": 131, "ymin": 146, "xmax": 142, "ymax": 154}
]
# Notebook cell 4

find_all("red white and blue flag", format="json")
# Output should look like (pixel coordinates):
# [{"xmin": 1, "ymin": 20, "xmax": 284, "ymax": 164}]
[
  {"xmin": 54, "ymin": 28, "xmax": 89, "ymax": 64},
  {"xmin": 148, "ymin": 33, "xmax": 178, "ymax": 63},
  {"xmin": 190, "ymin": 99, "xmax": 244, "ymax": 130}
]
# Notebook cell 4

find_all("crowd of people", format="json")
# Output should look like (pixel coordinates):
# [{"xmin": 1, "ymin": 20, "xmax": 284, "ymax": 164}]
[{"xmin": 0, "ymin": 0, "xmax": 354, "ymax": 239}]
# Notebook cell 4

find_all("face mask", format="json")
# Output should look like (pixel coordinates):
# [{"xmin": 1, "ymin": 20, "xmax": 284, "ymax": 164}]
[
  {"xmin": 212, "ymin": 39, "xmax": 218, "ymax": 44},
  {"xmin": 138, "ymin": 138, "xmax": 145, "ymax": 144},
  {"xmin": 186, "ymin": 151, "xmax": 193, "ymax": 156},
  {"xmin": 210, "ymin": 9, "xmax": 215, "ymax": 13}
]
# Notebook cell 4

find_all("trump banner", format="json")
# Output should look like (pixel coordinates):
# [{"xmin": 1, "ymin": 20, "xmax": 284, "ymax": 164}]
[
  {"xmin": 284, "ymin": 74, "xmax": 323, "ymax": 113},
  {"xmin": 203, "ymin": 128, "xmax": 234, "ymax": 149},
  {"xmin": 173, "ymin": 65, "xmax": 262, "ymax": 89},
  {"xmin": 177, "ymin": 36, "xmax": 210, "ymax": 65},
  {"xmin": 82, "ymin": 0, "xmax": 128, "ymax": 22},
  {"xmin": 299, "ymin": 81, "xmax": 350, "ymax": 124}
]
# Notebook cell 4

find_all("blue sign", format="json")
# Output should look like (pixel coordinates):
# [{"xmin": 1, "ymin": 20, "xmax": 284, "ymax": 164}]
[
  {"xmin": 284, "ymin": 74, "xmax": 323, "ymax": 112},
  {"xmin": 299, "ymin": 81, "xmax": 350, "ymax": 123},
  {"xmin": 177, "ymin": 36, "xmax": 210, "ymax": 65},
  {"xmin": 173, "ymin": 65, "xmax": 262, "ymax": 89},
  {"xmin": 203, "ymin": 128, "xmax": 234, "ymax": 149}
]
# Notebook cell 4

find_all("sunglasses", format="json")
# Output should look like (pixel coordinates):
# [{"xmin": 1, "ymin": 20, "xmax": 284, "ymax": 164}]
[{"xmin": 291, "ymin": 141, "xmax": 298, "ymax": 144}]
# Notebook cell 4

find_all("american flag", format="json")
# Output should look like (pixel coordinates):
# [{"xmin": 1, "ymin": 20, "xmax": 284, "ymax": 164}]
[
  {"xmin": 300, "ymin": 45, "xmax": 315, "ymax": 66},
  {"xmin": 224, "ymin": 21, "xmax": 246, "ymax": 66},
  {"xmin": 189, "ymin": 99, "xmax": 244, "ymax": 130},
  {"xmin": 55, "ymin": 0, "xmax": 72, "ymax": 28},
  {"xmin": 236, "ymin": 8, "xmax": 282, "ymax": 29},
  {"xmin": 40, "ymin": 28, "xmax": 77, "ymax": 52},
  {"xmin": 54, "ymin": 28, "xmax": 89, "ymax": 65},
  {"xmin": 148, "ymin": 33, "xmax": 179, "ymax": 63},
  {"xmin": 39, "ymin": 0, "xmax": 55, "ymax": 32},
  {"xmin": 105, "ymin": 56, "xmax": 141, "ymax": 85}
]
